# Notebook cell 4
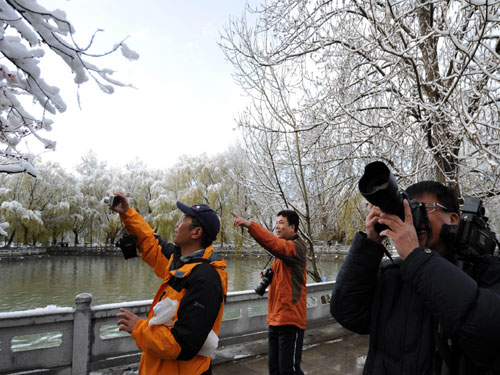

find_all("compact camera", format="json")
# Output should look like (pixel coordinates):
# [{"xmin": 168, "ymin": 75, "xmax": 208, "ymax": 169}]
[
  {"xmin": 103, "ymin": 195, "xmax": 120, "ymax": 207},
  {"xmin": 115, "ymin": 234, "xmax": 138, "ymax": 259},
  {"xmin": 255, "ymin": 268, "xmax": 273, "ymax": 296}
]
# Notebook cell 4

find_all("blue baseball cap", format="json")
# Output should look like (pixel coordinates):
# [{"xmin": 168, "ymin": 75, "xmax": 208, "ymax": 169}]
[{"xmin": 176, "ymin": 201, "xmax": 220, "ymax": 241}]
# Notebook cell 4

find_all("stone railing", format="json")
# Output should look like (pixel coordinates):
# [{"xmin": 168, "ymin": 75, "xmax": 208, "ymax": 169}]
[{"xmin": 0, "ymin": 281, "xmax": 336, "ymax": 375}]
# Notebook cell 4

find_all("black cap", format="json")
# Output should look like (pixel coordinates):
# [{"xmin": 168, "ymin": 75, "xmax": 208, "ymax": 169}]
[{"xmin": 176, "ymin": 202, "xmax": 220, "ymax": 241}]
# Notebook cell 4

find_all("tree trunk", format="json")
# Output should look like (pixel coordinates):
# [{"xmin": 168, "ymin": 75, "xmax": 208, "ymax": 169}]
[
  {"xmin": 73, "ymin": 229, "xmax": 79, "ymax": 246},
  {"xmin": 4, "ymin": 230, "xmax": 16, "ymax": 248},
  {"xmin": 23, "ymin": 226, "xmax": 29, "ymax": 245}
]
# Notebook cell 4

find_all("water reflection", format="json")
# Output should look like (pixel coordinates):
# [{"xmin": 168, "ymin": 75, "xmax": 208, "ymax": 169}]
[{"xmin": 0, "ymin": 254, "xmax": 343, "ymax": 313}]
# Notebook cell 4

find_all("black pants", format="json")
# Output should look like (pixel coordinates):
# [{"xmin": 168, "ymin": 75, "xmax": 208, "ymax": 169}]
[{"xmin": 268, "ymin": 325, "xmax": 305, "ymax": 375}]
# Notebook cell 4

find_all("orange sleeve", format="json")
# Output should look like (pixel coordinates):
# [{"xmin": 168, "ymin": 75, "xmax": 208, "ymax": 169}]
[
  {"xmin": 132, "ymin": 319, "xmax": 182, "ymax": 360},
  {"xmin": 248, "ymin": 222, "xmax": 296, "ymax": 258},
  {"xmin": 120, "ymin": 209, "xmax": 170, "ymax": 278}
]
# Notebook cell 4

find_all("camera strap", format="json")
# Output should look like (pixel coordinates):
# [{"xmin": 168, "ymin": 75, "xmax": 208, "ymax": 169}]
[{"xmin": 263, "ymin": 255, "xmax": 273, "ymax": 269}]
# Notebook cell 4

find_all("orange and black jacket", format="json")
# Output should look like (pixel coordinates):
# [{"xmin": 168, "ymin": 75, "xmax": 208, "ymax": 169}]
[
  {"xmin": 248, "ymin": 222, "xmax": 307, "ymax": 329},
  {"xmin": 120, "ymin": 208, "xmax": 228, "ymax": 375}
]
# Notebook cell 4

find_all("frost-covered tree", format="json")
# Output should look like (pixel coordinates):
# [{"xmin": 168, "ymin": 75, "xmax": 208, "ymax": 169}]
[
  {"xmin": 221, "ymin": 0, "xmax": 500, "ymax": 200},
  {"xmin": 75, "ymin": 151, "xmax": 112, "ymax": 244},
  {"xmin": 149, "ymin": 153, "xmax": 241, "ymax": 246},
  {"xmin": 234, "ymin": 109, "xmax": 336, "ymax": 281},
  {"xmin": 26, "ymin": 161, "xmax": 70, "ymax": 244},
  {"xmin": 66, "ymin": 190, "xmax": 87, "ymax": 246},
  {"xmin": 118, "ymin": 159, "xmax": 163, "ymax": 218},
  {"xmin": 41, "ymin": 164, "xmax": 75, "ymax": 245},
  {"xmin": 101, "ymin": 159, "xmax": 164, "ymax": 246},
  {"xmin": 0, "ymin": 169, "xmax": 45, "ymax": 245},
  {"xmin": 0, "ymin": 0, "xmax": 138, "ymax": 176}
]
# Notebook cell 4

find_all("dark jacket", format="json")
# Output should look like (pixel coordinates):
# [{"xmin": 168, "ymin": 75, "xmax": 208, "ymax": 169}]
[{"xmin": 330, "ymin": 232, "xmax": 500, "ymax": 375}]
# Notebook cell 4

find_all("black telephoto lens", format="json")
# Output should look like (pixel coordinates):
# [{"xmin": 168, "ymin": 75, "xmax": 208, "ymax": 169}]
[{"xmin": 359, "ymin": 161, "xmax": 406, "ymax": 232}]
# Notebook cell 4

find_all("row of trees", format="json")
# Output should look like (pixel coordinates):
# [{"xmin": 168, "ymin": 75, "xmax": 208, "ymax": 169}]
[
  {"xmin": 0, "ymin": 149, "xmax": 364, "ymax": 248},
  {"xmin": 0, "ymin": 147, "xmax": 369, "ymax": 281},
  {"xmin": 2, "ymin": 146, "xmax": 499, "ymax": 278}
]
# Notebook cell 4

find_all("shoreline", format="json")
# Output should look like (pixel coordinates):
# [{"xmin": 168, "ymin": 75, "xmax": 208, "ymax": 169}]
[{"xmin": 0, "ymin": 243, "xmax": 351, "ymax": 260}]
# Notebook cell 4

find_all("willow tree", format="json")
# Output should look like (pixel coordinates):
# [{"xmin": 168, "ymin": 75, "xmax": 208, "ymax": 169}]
[
  {"xmin": 147, "ymin": 152, "xmax": 245, "ymax": 247},
  {"xmin": 0, "ymin": 161, "xmax": 58, "ymax": 245},
  {"xmin": 221, "ymin": 0, "xmax": 500, "ymax": 202}
]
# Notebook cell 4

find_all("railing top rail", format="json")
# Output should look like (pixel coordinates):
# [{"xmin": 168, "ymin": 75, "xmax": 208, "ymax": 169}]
[
  {"xmin": 0, "ymin": 306, "xmax": 74, "ymax": 319},
  {"xmin": 305, "ymin": 280, "xmax": 336, "ymax": 291},
  {"xmin": 0, "ymin": 281, "xmax": 337, "ymax": 321},
  {"xmin": 92, "ymin": 300, "xmax": 153, "ymax": 312}
]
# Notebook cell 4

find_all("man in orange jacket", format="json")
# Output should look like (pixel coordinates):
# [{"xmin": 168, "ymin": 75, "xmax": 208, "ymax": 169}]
[
  {"xmin": 111, "ymin": 192, "xmax": 227, "ymax": 375},
  {"xmin": 232, "ymin": 210, "xmax": 307, "ymax": 375}
]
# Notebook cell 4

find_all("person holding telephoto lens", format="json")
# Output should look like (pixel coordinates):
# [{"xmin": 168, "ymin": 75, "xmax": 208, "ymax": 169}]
[
  {"xmin": 109, "ymin": 192, "xmax": 227, "ymax": 375},
  {"xmin": 231, "ymin": 210, "xmax": 307, "ymax": 375},
  {"xmin": 330, "ymin": 162, "xmax": 500, "ymax": 375}
]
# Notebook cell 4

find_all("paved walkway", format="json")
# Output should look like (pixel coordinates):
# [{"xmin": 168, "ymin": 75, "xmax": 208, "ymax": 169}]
[
  {"xmin": 91, "ymin": 325, "xmax": 369, "ymax": 375},
  {"xmin": 213, "ymin": 333, "xmax": 368, "ymax": 375}
]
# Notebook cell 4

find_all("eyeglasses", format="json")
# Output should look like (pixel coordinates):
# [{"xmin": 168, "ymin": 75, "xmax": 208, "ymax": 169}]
[{"xmin": 420, "ymin": 202, "xmax": 450, "ymax": 213}]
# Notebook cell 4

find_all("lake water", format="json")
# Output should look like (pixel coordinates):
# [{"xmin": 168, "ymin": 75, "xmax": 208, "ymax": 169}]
[{"xmin": 0, "ymin": 254, "xmax": 344, "ymax": 313}]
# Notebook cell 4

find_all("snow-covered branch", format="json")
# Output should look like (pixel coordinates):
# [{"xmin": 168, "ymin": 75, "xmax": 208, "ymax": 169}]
[{"xmin": 0, "ymin": 0, "xmax": 138, "ymax": 176}]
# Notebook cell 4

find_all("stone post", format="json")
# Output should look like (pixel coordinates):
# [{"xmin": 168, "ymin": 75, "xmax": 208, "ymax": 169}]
[{"xmin": 72, "ymin": 293, "xmax": 93, "ymax": 375}]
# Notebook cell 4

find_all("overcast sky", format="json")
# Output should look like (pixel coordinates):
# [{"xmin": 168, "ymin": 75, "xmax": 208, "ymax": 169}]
[{"xmin": 33, "ymin": 0, "xmax": 251, "ymax": 172}]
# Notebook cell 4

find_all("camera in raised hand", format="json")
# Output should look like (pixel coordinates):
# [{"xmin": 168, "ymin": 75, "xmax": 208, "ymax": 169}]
[{"xmin": 103, "ymin": 195, "xmax": 120, "ymax": 207}]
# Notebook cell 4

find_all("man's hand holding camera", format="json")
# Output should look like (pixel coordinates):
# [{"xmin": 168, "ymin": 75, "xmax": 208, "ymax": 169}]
[
  {"xmin": 374, "ymin": 199, "xmax": 420, "ymax": 260},
  {"xmin": 365, "ymin": 205, "xmax": 384, "ymax": 245},
  {"xmin": 107, "ymin": 192, "xmax": 130, "ymax": 214}
]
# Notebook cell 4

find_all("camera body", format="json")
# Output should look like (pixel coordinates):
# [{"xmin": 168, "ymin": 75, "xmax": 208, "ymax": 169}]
[
  {"xmin": 103, "ymin": 195, "xmax": 120, "ymax": 207},
  {"xmin": 440, "ymin": 197, "xmax": 498, "ymax": 262},
  {"xmin": 115, "ymin": 234, "xmax": 138, "ymax": 259},
  {"xmin": 255, "ymin": 268, "xmax": 273, "ymax": 296}
]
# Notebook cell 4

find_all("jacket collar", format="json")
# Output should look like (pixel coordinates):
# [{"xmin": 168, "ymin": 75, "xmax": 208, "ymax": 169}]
[
  {"xmin": 168, "ymin": 245, "xmax": 226, "ymax": 278},
  {"xmin": 179, "ymin": 248, "xmax": 205, "ymax": 264}
]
